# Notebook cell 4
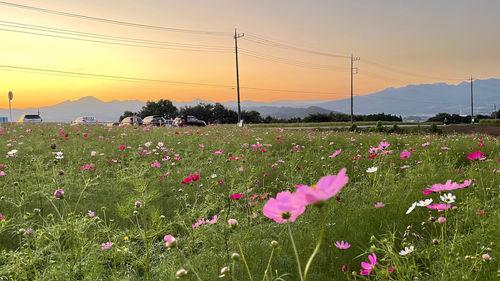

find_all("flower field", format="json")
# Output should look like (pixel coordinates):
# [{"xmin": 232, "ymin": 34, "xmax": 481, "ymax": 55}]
[{"xmin": 0, "ymin": 124, "xmax": 498, "ymax": 280}]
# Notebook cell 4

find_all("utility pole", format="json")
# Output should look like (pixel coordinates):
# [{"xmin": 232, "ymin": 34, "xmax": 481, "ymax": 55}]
[
  {"xmin": 350, "ymin": 55, "xmax": 360, "ymax": 123},
  {"xmin": 494, "ymin": 104, "xmax": 497, "ymax": 119},
  {"xmin": 470, "ymin": 76, "xmax": 474, "ymax": 124},
  {"xmin": 234, "ymin": 28, "xmax": 244, "ymax": 124}
]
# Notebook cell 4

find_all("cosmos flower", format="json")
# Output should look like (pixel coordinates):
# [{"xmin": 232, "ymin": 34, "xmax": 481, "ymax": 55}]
[
  {"xmin": 334, "ymin": 241, "xmax": 351, "ymax": 249},
  {"xmin": 398, "ymin": 246, "xmax": 414, "ymax": 256},
  {"xmin": 374, "ymin": 202, "xmax": 385, "ymax": 208},
  {"xmin": 400, "ymin": 150, "xmax": 411, "ymax": 159},
  {"xmin": 366, "ymin": 167, "xmax": 378, "ymax": 173},
  {"xmin": 467, "ymin": 151, "xmax": 485, "ymax": 161},
  {"xmin": 440, "ymin": 193, "xmax": 456, "ymax": 203},
  {"xmin": 293, "ymin": 168, "xmax": 348, "ymax": 205},
  {"xmin": 360, "ymin": 253, "xmax": 377, "ymax": 275},
  {"xmin": 426, "ymin": 203, "xmax": 451, "ymax": 211},
  {"xmin": 263, "ymin": 191, "xmax": 306, "ymax": 223},
  {"xmin": 422, "ymin": 180, "xmax": 471, "ymax": 195}
]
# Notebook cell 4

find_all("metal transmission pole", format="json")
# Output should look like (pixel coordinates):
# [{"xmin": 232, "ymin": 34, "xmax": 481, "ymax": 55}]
[
  {"xmin": 350, "ymin": 55, "xmax": 360, "ymax": 123},
  {"xmin": 470, "ymin": 76, "xmax": 474, "ymax": 124},
  {"xmin": 234, "ymin": 28, "xmax": 244, "ymax": 124}
]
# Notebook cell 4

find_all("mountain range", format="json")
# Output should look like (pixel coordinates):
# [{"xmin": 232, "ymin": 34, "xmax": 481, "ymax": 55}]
[{"xmin": 1, "ymin": 78, "xmax": 498, "ymax": 122}]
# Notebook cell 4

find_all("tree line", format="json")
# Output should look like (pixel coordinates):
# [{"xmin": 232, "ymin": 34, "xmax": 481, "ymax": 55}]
[{"xmin": 120, "ymin": 99, "xmax": 499, "ymax": 124}]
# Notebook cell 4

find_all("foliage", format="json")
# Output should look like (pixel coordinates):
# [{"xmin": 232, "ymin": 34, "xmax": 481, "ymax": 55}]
[
  {"xmin": 0, "ymin": 124, "xmax": 498, "ymax": 280},
  {"xmin": 138, "ymin": 99, "xmax": 178, "ymax": 119}
]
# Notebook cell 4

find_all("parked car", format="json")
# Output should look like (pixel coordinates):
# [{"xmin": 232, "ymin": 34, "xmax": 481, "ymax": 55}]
[
  {"xmin": 143, "ymin": 116, "xmax": 166, "ymax": 126},
  {"xmin": 120, "ymin": 116, "xmax": 143, "ymax": 126},
  {"xmin": 173, "ymin": 116, "xmax": 206, "ymax": 127},
  {"xmin": 72, "ymin": 116, "xmax": 98, "ymax": 125},
  {"xmin": 164, "ymin": 119, "xmax": 173, "ymax": 127},
  {"xmin": 17, "ymin": 114, "xmax": 42, "ymax": 123}
]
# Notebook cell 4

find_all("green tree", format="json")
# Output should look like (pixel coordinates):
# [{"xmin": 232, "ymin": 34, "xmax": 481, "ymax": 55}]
[
  {"xmin": 138, "ymin": 99, "xmax": 178, "ymax": 119},
  {"xmin": 119, "ymin": 110, "xmax": 135, "ymax": 122}
]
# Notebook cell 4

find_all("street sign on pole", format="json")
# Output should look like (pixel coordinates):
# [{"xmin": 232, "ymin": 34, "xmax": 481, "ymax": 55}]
[{"xmin": 8, "ymin": 91, "xmax": 13, "ymax": 123}]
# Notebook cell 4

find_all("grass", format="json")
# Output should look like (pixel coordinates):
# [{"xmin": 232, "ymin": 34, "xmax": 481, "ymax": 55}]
[{"xmin": 0, "ymin": 124, "xmax": 498, "ymax": 280}]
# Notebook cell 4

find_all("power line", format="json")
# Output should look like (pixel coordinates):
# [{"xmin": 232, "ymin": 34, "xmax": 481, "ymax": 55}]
[
  {"xmin": 0, "ymin": 64, "xmax": 233, "ymax": 87},
  {"xmin": 0, "ymin": 63, "xmax": 343, "ymax": 96},
  {"xmin": 0, "ymin": 20, "xmax": 233, "ymax": 50},
  {"xmin": 0, "ymin": 1, "xmax": 231, "ymax": 36},
  {"xmin": 239, "ymin": 49, "xmax": 347, "ymax": 72},
  {"xmin": 244, "ymin": 33, "xmax": 350, "ymax": 59},
  {"xmin": 0, "ymin": 21, "xmax": 232, "ymax": 53}
]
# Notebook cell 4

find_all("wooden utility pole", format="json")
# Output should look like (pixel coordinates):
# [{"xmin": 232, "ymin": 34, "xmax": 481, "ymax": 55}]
[{"xmin": 234, "ymin": 28, "xmax": 244, "ymax": 124}]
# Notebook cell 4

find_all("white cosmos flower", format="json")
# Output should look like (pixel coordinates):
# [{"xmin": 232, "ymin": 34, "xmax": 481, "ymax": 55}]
[
  {"xmin": 7, "ymin": 149, "xmax": 18, "ymax": 157},
  {"xmin": 211, "ymin": 174, "xmax": 217, "ymax": 178},
  {"xmin": 416, "ymin": 198, "xmax": 433, "ymax": 207},
  {"xmin": 399, "ymin": 246, "xmax": 414, "ymax": 256},
  {"xmin": 54, "ymin": 151, "xmax": 64, "ymax": 160},
  {"xmin": 406, "ymin": 202, "xmax": 417, "ymax": 214},
  {"xmin": 366, "ymin": 167, "xmax": 378, "ymax": 173},
  {"xmin": 440, "ymin": 193, "xmax": 456, "ymax": 204}
]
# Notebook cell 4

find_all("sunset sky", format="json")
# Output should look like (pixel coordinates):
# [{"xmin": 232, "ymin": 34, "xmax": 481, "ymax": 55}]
[{"xmin": 0, "ymin": 0, "xmax": 499, "ymax": 109}]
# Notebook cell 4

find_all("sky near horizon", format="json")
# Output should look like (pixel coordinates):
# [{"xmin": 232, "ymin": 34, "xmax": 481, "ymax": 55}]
[{"xmin": 0, "ymin": 0, "xmax": 499, "ymax": 109}]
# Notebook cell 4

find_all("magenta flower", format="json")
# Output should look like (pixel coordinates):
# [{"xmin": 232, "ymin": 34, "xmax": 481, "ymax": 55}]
[
  {"xmin": 293, "ymin": 168, "xmax": 348, "ymax": 205},
  {"xmin": 334, "ymin": 241, "xmax": 351, "ymax": 249},
  {"xmin": 88, "ymin": 210, "xmax": 95, "ymax": 217},
  {"xmin": 374, "ymin": 202, "xmax": 385, "ymax": 208},
  {"xmin": 230, "ymin": 193, "xmax": 243, "ymax": 199},
  {"xmin": 360, "ymin": 253, "xmax": 377, "ymax": 275},
  {"xmin": 54, "ymin": 189, "xmax": 64, "ymax": 199},
  {"xmin": 422, "ymin": 179, "xmax": 472, "ymax": 195},
  {"xmin": 400, "ymin": 150, "xmax": 411, "ymax": 159},
  {"xmin": 437, "ymin": 217, "xmax": 446, "ymax": 223},
  {"xmin": 328, "ymin": 149, "xmax": 342, "ymax": 158},
  {"xmin": 135, "ymin": 201, "xmax": 141, "ymax": 208},
  {"xmin": 101, "ymin": 242, "xmax": 113, "ymax": 250},
  {"xmin": 476, "ymin": 209, "xmax": 484, "ymax": 215},
  {"xmin": 263, "ymin": 191, "xmax": 306, "ymax": 223},
  {"xmin": 0, "ymin": 213, "xmax": 4, "ymax": 220},
  {"xmin": 164, "ymin": 235, "xmax": 177, "ymax": 248},
  {"xmin": 467, "ymin": 151, "xmax": 485, "ymax": 161},
  {"xmin": 426, "ymin": 203, "xmax": 451, "ymax": 211}
]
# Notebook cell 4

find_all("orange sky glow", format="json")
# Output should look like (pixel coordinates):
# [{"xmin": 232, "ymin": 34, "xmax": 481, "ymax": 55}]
[{"xmin": 0, "ymin": 0, "xmax": 499, "ymax": 109}]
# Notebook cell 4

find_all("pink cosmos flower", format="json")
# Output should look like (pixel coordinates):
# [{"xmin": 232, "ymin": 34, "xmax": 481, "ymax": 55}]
[
  {"xmin": 54, "ymin": 189, "xmax": 64, "ymax": 199},
  {"xmin": 263, "ymin": 191, "xmax": 306, "ymax": 223},
  {"xmin": 422, "ymin": 179, "xmax": 472, "ymax": 195},
  {"xmin": 164, "ymin": 235, "xmax": 176, "ymax": 248},
  {"xmin": 360, "ymin": 253, "xmax": 377, "ymax": 275},
  {"xmin": 378, "ymin": 141, "xmax": 389, "ymax": 149},
  {"xmin": 441, "ymin": 147, "xmax": 450, "ymax": 150},
  {"xmin": 0, "ymin": 171, "xmax": 5, "ymax": 177},
  {"xmin": 400, "ymin": 150, "xmax": 411, "ymax": 159},
  {"xmin": 374, "ymin": 202, "xmax": 385, "ymax": 208},
  {"xmin": 467, "ymin": 151, "xmax": 485, "ymax": 161},
  {"xmin": 214, "ymin": 150, "xmax": 224, "ymax": 155},
  {"xmin": 293, "ymin": 168, "xmax": 348, "ymax": 205},
  {"xmin": 101, "ymin": 242, "xmax": 113, "ymax": 250},
  {"xmin": 426, "ymin": 203, "xmax": 451, "ymax": 211},
  {"xmin": 119, "ymin": 145, "xmax": 125, "ymax": 150},
  {"xmin": 329, "ymin": 149, "xmax": 342, "ymax": 158},
  {"xmin": 437, "ymin": 217, "xmax": 446, "ymax": 223},
  {"xmin": 0, "ymin": 213, "xmax": 4, "ymax": 220},
  {"xmin": 334, "ymin": 241, "xmax": 350, "ymax": 249},
  {"xmin": 151, "ymin": 160, "xmax": 160, "ymax": 168},
  {"xmin": 422, "ymin": 142, "xmax": 430, "ymax": 147},
  {"xmin": 135, "ymin": 201, "xmax": 141, "ymax": 207},
  {"xmin": 476, "ymin": 209, "xmax": 484, "ymax": 215},
  {"xmin": 482, "ymin": 254, "xmax": 491, "ymax": 261},
  {"xmin": 230, "ymin": 193, "xmax": 243, "ymax": 199},
  {"xmin": 238, "ymin": 167, "xmax": 244, "ymax": 172}
]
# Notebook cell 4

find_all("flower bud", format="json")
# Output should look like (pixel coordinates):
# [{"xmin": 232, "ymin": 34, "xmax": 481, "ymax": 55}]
[
  {"xmin": 231, "ymin": 253, "xmax": 241, "ymax": 261},
  {"xmin": 175, "ymin": 269, "xmax": 187, "ymax": 278}
]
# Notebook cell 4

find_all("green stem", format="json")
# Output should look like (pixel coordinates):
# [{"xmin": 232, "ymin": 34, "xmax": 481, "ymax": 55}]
[
  {"xmin": 238, "ymin": 242, "xmax": 254, "ymax": 281},
  {"xmin": 287, "ymin": 224, "xmax": 304, "ymax": 281},
  {"xmin": 261, "ymin": 248, "xmax": 275, "ymax": 281},
  {"xmin": 303, "ymin": 223, "xmax": 326, "ymax": 281}
]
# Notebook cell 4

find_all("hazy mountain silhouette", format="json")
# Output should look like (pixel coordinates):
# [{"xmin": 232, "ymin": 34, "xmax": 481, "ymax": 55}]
[{"xmin": 0, "ymin": 78, "xmax": 498, "ymax": 122}]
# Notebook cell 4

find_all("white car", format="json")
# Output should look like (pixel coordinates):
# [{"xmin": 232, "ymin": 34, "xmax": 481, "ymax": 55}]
[
  {"xmin": 72, "ymin": 116, "xmax": 98, "ymax": 125},
  {"xmin": 17, "ymin": 114, "xmax": 42, "ymax": 123}
]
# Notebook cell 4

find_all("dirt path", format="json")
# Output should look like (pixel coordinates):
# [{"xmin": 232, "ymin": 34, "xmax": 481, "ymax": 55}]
[{"xmin": 441, "ymin": 125, "xmax": 500, "ymax": 137}]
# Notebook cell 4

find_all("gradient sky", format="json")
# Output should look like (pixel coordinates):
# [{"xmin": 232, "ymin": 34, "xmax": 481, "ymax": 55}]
[{"xmin": 0, "ymin": 0, "xmax": 499, "ymax": 109}]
